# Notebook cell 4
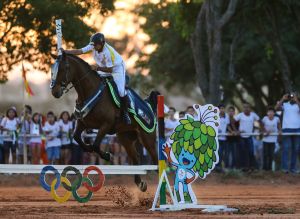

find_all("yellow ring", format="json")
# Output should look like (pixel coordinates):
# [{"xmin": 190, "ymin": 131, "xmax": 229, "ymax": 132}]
[{"xmin": 50, "ymin": 177, "xmax": 72, "ymax": 203}]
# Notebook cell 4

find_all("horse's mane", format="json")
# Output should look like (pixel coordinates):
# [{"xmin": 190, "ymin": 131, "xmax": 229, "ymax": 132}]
[{"xmin": 65, "ymin": 53, "xmax": 100, "ymax": 77}]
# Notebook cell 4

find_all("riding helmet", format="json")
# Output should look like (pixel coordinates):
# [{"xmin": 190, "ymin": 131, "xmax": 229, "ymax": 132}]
[{"xmin": 90, "ymin": 33, "xmax": 105, "ymax": 45}]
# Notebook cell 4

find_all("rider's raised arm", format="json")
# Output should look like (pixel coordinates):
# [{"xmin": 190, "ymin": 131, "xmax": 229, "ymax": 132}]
[
  {"xmin": 64, "ymin": 44, "xmax": 94, "ymax": 55},
  {"xmin": 64, "ymin": 49, "xmax": 83, "ymax": 55}
]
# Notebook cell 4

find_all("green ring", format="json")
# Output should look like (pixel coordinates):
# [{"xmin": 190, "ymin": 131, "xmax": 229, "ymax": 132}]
[{"xmin": 72, "ymin": 177, "xmax": 93, "ymax": 203}]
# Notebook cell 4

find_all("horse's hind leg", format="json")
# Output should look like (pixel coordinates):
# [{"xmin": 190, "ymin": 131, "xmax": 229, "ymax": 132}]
[{"xmin": 117, "ymin": 132, "xmax": 147, "ymax": 192}]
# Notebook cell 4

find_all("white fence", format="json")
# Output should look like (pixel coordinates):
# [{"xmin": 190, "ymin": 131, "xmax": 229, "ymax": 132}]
[{"xmin": 0, "ymin": 164, "xmax": 158, "ymax": 175}]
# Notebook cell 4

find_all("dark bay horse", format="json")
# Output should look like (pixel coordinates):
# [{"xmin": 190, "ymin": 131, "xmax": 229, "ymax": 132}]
[{"xmin": 50, "ymin": 52, "xmax": 158, "ymax": 191}]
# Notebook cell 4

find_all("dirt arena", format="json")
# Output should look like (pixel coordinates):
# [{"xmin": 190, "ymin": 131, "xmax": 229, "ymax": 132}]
[{"xmin": 0, "ymin": 171, "xmax": 299, "ymax": 218}]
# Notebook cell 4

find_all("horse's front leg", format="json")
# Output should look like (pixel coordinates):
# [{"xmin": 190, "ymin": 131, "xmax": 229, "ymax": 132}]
[
  {"xmin": 92, "ymin": 129, "xmax": 111, "ymax": 162},
  {"xmin": 73, "ymin": 120, "xmax": 93, "ymax": 153}
]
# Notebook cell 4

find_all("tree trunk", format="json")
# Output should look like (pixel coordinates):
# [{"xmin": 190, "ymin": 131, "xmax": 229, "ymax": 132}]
[
  {"xmin": 265, "ymin": 5, "xmax": 293, "ymax": 92},
  {"xmin": 208, "ymin": 29, "xmax": 222, "ymax": 104},
  {"xmin": 190, "ymin": 0, "xmax": 238, "ymax": 104},
  {"xmin": 190, "ymin": 1, "xmax": 209, "ymax": 99}
]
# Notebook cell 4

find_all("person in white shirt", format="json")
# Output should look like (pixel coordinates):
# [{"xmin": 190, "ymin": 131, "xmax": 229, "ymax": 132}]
[
  {"xmin": 18, "ymin": 105, "xmax": 32, "ymax": 164},
  {"xmin": 0, "ymin": 107, "xmax": 20, "ymax": 164},
  {"xmin": 61, "ymin": 33, "xmax": 131, "ymax": 125},
  {"xmin": 261, "ymin": 107, "xmax": 281, "ymax": 171},
  {"xmin": 179, "ymin": 111, "xmax": 186, "ymax": 119},
  {"xmin": 227, "ymin": 106, "xmax": 239, "ymax": 168},
  {"xmin": 165, "ymin": 107, "xmax": 179, "ymax": 140},
  {"xmin": 217, "ymin": 104, "xmax": 230, "ymax": 170},
  {"xmin": 30, "ymin": 113, "xmax": 43, "ymax": 164},
  {"xmin": 43, "ymin": 111, "xmax": 61, "ymax": 164},
  {"xmin": 275, "ymin": 93, "xmax": 300, "ymax": 173},
  {"xmin": 58, "ymin": 111, "xmax": 73, "ymax": 165},
  {"xmin": 186, "ymin": 106, "xmax": 198, "ymax": 120},
  {"xmin": 234, "ymin": 103, "xmax": 260, "ymax": 170}
]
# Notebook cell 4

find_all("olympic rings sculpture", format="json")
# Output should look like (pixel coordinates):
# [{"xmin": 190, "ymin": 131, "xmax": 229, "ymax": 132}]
[{"xmin": 40, "ymin": 165, "xmax": 105, "ymax": 203}]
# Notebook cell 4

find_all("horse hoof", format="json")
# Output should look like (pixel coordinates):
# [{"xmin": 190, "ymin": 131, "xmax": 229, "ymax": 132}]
[{"xmin": 139, "ymin": 181, "xmax": 147, "ymax": 192}]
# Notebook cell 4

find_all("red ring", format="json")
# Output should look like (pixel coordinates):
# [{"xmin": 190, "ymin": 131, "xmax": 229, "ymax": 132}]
[{"xmin": 82, "ymin": 166, "xmax": 105, "ymax": 192}]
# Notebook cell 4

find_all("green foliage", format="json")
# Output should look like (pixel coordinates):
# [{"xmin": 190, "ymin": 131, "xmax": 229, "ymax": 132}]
[
  {"xmin": 170, "ymin": 116, "xmax": 218, "ymax": 179},
  {"xmin": 138, "ymin": 1, "xmax": 200, "ymax": 89},
  {"xmin": 139, "ymin": 0, "xmax": 300, "ymax": 114},
  {"xmin": 0, "ymin": 0, "xmax": 115, "ymax": 82}
]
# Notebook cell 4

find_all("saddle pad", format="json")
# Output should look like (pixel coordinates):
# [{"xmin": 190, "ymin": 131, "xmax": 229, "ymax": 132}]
[{"xmin": 106, "ymin": 80, "xmax": 156, "ymax": 133}]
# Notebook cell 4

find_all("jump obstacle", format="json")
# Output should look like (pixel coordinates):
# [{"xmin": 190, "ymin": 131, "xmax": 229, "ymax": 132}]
[{"xmin": 0, "ymin": 94, "xmax": 236, "ymax": 212}]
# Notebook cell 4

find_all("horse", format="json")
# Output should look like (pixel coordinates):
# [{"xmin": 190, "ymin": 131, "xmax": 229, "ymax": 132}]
[{"xmin": 50, "ymin": 52, "xmax": 158, "ymax": 191}]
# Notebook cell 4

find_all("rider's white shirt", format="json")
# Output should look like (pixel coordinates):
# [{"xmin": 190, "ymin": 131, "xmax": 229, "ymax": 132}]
[
  {"xmin": 81, "ymin": 43, "xmax": 123, "ymax": 73},
  {"xmin": 81, "ymin": 42, "xmax": 126, "ymax": 97}
]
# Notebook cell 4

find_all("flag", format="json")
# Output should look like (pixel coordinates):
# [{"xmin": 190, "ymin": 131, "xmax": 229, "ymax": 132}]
[{"xmin": 22, "ymin": 62, "xmax": 34, "ymax": 96}]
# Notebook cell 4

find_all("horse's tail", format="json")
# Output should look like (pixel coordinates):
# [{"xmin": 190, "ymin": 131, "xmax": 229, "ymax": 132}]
[{"xmin": 145, "ymin": 90, "xmax": 161, "ymax": 115}]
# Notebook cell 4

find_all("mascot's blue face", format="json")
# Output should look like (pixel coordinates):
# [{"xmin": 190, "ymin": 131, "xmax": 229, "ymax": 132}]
[{"xmin": 178, "ymin": 150, "xmax": 197, "ymax": 169}]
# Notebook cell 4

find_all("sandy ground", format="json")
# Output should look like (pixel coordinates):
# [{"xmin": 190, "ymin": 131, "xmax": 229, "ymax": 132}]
[{"xmin": 0, "ymin": 171, "xmax": 299, "ymax": 218}]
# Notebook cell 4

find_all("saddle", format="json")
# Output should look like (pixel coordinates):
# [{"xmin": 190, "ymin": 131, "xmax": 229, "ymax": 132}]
[{"xmin": 106, "ymin": 78, "xmax": 156, "ymax": 133}]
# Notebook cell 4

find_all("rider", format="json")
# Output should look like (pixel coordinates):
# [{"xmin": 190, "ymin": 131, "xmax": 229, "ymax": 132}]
[{"xmin": 61, "ymin": 33, "xmax": 131, "ymax": 124}]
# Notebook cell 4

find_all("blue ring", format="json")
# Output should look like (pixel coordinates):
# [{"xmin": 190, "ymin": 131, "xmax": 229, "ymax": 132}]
[{"xmin": 40, "ymin": 165, "xmax": 61, "ymax": 192}]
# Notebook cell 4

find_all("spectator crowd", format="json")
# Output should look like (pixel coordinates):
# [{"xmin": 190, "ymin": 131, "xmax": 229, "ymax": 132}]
[
  {"xmin": 0, "ymin": 93, "xmax": 299, "ymax": 174},
  {"xmin": 0, "ymin": 105, "xmax": 127, "ymax": 165},
  {"xmin": 164, "ymin": 93, "xmax": 300, "ymax": 173}
]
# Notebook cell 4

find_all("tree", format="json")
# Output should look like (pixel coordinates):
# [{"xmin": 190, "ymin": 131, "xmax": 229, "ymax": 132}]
[
  {"xmin": 190, "ymin": 0, "xmax": 238, "ymax": 105},
  {"xmin": 138, "ymin": 2, "xmax": 198, "ymax": 90},
  {"xmin": 0, "ymin": 0, "xmax": 114, "ymax": 82},
  {"xmin": 139, "ymin": 0, "xmax": 300, "ymax": 114},
  {"xmin": 223, "ymin": 0, "xmax": 300, "ymax": 114}
]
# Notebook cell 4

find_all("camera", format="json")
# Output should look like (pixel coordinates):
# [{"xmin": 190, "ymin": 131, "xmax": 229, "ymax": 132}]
[{"xmin": 288, "ymin": 93, "xmax": 294, "ymax": 99}]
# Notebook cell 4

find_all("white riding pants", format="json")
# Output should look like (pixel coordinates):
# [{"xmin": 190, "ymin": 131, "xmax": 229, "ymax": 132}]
[
  {"xmin": 112, "ymin": 61, "xmax": 126, "ymax": 97},
  {"xmin": 97, "ymin": 61, "xmax": 126, "ymax": 97}
]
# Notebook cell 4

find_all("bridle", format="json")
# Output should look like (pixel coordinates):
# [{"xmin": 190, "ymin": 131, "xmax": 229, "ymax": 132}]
[{"xmin": 50, "ymin": 54, "xmax": 92, "ymax": 94}]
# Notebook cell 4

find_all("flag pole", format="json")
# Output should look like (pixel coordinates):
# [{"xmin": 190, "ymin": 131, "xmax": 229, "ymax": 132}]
[{"xmin": 22, "ymin": 61, "xmax": 27, "ymax": 164}]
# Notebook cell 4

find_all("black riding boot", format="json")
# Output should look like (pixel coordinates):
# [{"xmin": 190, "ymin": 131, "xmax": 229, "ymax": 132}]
[{"xmin": 120, "ymin": 95, "xmax": 131, "ymax": 125}]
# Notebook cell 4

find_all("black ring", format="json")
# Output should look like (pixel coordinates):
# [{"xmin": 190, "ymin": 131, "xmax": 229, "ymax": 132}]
[{"xmin": 61, "ymin": 166, "xmax": 82, "ymax": 191}]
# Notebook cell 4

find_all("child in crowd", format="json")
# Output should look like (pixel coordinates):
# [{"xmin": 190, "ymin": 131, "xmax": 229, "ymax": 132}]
[
  {"xmin": 58, "ymin": 111, "xmax": 73, "ymax": 165},
  {"xmin": 43, "ymin": 111, "xmax": 61, "ymax": 164},
  {"xmin": 0, "ymin": 107, "xmax": 20, "ymax": 164},
  {"xmin": 30, "ymin": 113, "xmax": 43, "ymax": 164},
  {"xmin": 227, "ymin": 106, "xmax": 239, "ymax": 168},
  {"xmin": 217, "ymin": 104, "xmax": 230, "ymax": 170},
  {"xmin": 18, "ymin": 105, "xmax": 32, "ymax": 164},
  {"xmin": 234, "ymin": 103, "xmax": 260, "ymax": 171},
  {"xmin": 186, "ymin": 106, "xmax": 197, "ymax": 119},
  {"xmin": 261, "ymin": 107, "xmax": 281, "ymax": 171},
  {"xmin": 178, "ymin": 111, "xmax": 186, "ymax": 119}
]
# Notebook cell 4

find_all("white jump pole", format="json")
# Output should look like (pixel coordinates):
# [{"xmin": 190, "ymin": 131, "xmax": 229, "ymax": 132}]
[{"xmin": 55, "ymin": 19, "xmax": 62, "ymax": 55}]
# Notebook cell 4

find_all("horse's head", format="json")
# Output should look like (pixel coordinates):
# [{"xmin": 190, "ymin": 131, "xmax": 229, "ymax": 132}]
[{"xmin": 50, "ymin": 52, "xmax": 72, "ymax": 98}]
